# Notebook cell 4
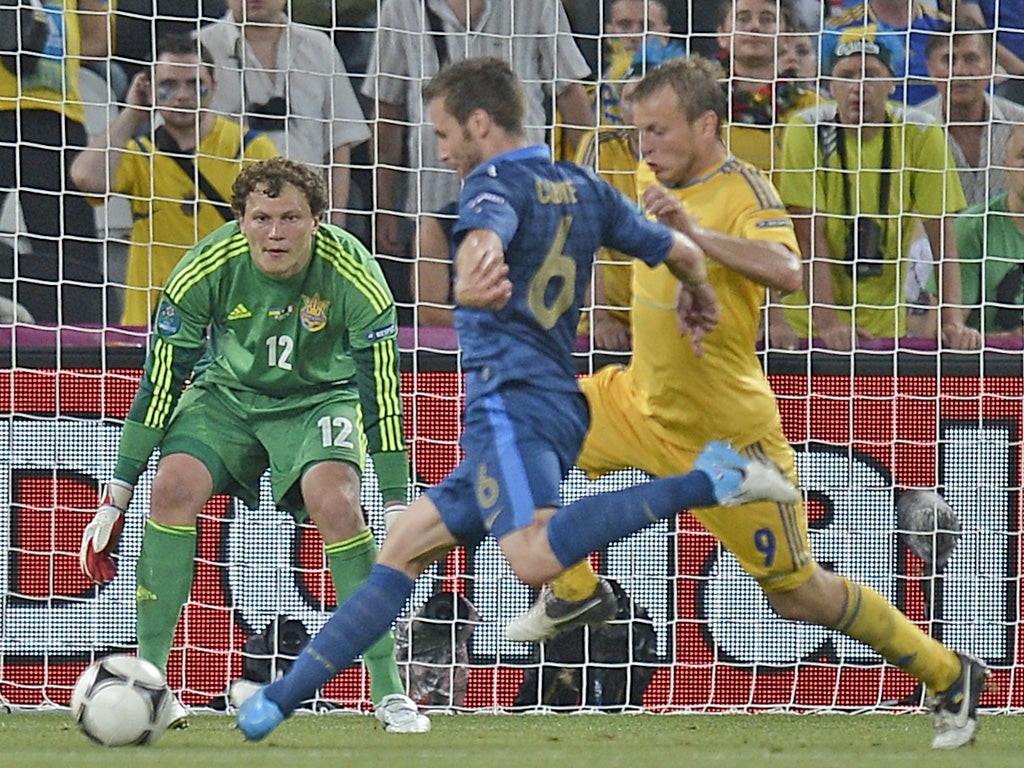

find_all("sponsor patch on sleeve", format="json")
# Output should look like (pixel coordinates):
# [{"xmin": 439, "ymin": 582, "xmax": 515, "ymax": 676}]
[
  {"xmin": 756, "ymin": 218, "xmax": 793, "ymax": 229},
  {"xmin": 465, "ymin": 191, "xmax": 507, "ymax": 211},
  {"xmin": 156, "ymin": 301, "xmax": 181, "ymax": 335},
  {"xmin": 365, "ymin": 322, "xmax": 397, "ymax": 343}
]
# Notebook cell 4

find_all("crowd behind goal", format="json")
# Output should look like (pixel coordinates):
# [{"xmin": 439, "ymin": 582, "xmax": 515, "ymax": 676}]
[{"xmin": 1, "ymin": 0, "xmax": 1023, "ymax": 348}]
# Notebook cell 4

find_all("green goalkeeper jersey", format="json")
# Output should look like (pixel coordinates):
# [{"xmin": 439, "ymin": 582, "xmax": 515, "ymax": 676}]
[{"xmin": 114, "ymin": 220, "xmax": 407, "ymax": 498}]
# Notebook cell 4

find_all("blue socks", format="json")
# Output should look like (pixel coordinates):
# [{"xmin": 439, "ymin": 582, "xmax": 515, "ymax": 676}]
[
  {"xmin": 264, "ymin": 472, "xmax": 717, "ymax": 713},
  {"xmin": 546, "ymin": 472, "xmax": 716, "ymax": 568},
  {"xmin": 264, "ymin": 563, "xmax": 414, "ymax": 715}
]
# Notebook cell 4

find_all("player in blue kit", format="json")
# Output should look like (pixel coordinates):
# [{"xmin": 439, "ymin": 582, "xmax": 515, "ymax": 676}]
[{"xmin": 236, "ymin": 57, "xmax": 799, "ymax": 740}]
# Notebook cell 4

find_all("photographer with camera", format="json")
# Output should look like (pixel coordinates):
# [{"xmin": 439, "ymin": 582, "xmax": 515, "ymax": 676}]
[
  {"xmin": 777, "ymin": 28, "xmax": 981, "ymax": 351},
  {"xmin": 71, "ymin": 33, "xmax": 278, "ymax": 327},
  {"xmin": 198, "ymin": 0, "xmax": 370, "ymax": 229}
]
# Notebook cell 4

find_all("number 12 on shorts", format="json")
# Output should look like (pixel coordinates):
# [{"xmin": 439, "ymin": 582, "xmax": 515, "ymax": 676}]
[{"xmin": 318, "ymin": 416, "xmax": 355, "ymax": 448}]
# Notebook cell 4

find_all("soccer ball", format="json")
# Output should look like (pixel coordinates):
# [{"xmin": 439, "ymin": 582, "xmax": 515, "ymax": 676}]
[{"xmin": 70, "ymin": 655, "xmax": 174, "ymax": 746}]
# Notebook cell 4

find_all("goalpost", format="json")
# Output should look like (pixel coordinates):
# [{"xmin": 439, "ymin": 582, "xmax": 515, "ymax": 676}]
[{"xmin": 0, "ymin": 1, "xmax": 1020, "ymax": 716}]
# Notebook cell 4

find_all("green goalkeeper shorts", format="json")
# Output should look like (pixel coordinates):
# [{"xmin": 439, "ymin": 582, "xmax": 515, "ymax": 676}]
[{"xmin": 160, "ymin": 379, "xmax": 367, "ymax": 517}]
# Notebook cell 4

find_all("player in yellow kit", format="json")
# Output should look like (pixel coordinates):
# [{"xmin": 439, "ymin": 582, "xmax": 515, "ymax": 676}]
[{"xmin": 506, "ymin": 56, "xmax": 989, "ymax": 751}]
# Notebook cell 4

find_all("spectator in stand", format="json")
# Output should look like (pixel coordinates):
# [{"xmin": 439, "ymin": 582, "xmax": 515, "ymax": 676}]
[
  {"xmin": 917, "ymin": 21, "xmax": 1024, "ymax": 206},
  {"xmin": 198, "ymin": 0, "xmax": 369, "ymax": 228},
  {"xmin": 716, "ymin": 0, "xmax": 820, "ymax": 175},
  {"xmin": 71, "ymin": 33, "xmax": 277, "ymax": 327},
  {"xmin": 821, "ymin": 0, "xmax": 952, "ymax": 105},
  {"xmin": 904, "ymin": 20, "xmax": 1024, "ymax": 326},
  {"xmin": 940, "ymin": 124, "xmax": 1024, "ymax": 339},
  {"xmin": 778, "ymin": 28, "xmax": 979, "ymax": 350},
  {"xmin": 778, "ymin": 23, "xmax": 821, "ymax": 87},
  {"xmin": 362, "ymin": 0, "xmax": 593, "ymax": 271},
  {"xmin": 0, "ymin": 0, "xmax": 108, "ymax": 325},
  {"xmin": 957, "ymin": 0, "xmax": 1024, "ymax": 105},
  {"xmin": 597, "ymin": 0, "xmax": 680, "ymax": 125},
  {"xmin": 604, "ymin": 0, "xmax": 674, "ymax": 55},
  {"xmin": 574, "ymin": 80, "xmax": 644, "ymax": 350}
]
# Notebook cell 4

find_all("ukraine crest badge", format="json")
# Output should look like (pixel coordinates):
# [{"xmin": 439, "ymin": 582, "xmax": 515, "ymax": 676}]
[{"xmin": 300, "ymin": 293, "xmax": 330, "ymax": 331}]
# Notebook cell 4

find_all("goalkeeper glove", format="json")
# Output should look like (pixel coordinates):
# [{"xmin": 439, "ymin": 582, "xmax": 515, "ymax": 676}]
[
  {"xmin": 383, "ymin": 502, "xmax": 408, "ymax": 533},
  {"xmin": 80, "ymin": 479, "xmax": 134, "ymax": 584}
]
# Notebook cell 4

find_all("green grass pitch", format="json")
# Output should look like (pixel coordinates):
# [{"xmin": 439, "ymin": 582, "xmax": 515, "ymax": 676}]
[{"xmin": 4, "ymin": 711, "xmax": 1024, "ymax": 768}]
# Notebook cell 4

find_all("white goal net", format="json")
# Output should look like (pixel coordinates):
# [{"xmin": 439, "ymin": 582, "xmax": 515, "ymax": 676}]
[{"xmin": 0, "ymin": 0, "xmax": 1020, "ymax": 716}]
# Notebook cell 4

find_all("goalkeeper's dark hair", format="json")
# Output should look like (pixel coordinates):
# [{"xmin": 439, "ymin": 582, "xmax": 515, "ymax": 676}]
[
  {"xmin": 232, "ymin": 157, "xmax": 329, "ymax": 219},
  {"xmin": 631, "ymin": 56, "xmax": 728, "ymax": 136},
  {"xmin": 422, "ymin": 57, "xmax": 526, "ymax": 136}
]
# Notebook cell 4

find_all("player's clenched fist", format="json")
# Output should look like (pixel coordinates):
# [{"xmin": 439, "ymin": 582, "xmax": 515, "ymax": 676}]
[{"xmin": 80, "ymin": 479, "xmax": 134, "ymax": 584}]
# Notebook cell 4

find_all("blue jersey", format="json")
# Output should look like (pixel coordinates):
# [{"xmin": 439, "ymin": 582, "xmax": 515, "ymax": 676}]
[{"xmin": 452, "ymin": 144, "xmax": 673, "ymax": 401}]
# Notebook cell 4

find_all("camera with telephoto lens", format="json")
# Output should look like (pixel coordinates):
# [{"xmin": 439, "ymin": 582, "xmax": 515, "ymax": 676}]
[
  {"xmin": 246, "ymin": 95, "xmax": 287, "ymax": 132},
  {"xmin": 844, "ymin": 216, "xmax": 885, "ymax": 278},
  {"xmin": 241, "ymin": 615, "xmax": 309, "ymax": 682}
]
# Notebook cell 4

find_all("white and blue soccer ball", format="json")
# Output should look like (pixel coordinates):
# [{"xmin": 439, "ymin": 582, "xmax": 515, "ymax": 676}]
[{"xmin": 70, "ymin": 654, "xmax": 173, "ymax": 746}]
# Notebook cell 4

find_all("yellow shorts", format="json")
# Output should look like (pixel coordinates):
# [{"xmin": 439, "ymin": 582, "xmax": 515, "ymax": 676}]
[{"xmin": 578, "ymin": 365, "xmax": 816, "ymax": 593}]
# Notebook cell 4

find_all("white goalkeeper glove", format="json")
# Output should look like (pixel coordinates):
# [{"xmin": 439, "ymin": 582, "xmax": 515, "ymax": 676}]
[
  {"xmin": 383, "ymin": 502, "xmax": 408, "ymax": 533},
  {"xmin": 80, "ymin": 479, "xmax": 134, "ymax": 585}
]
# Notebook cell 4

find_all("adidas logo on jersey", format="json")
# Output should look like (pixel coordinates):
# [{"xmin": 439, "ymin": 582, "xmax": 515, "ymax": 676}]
[{"xmin": 227, "ymin": 304, "xmax": 252, "ymax": 320}]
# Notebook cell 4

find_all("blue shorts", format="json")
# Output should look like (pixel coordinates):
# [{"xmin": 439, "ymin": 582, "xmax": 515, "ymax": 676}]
[{"xmin": 425, "ymin": 384, "xmax": 588, "ymax": 547}]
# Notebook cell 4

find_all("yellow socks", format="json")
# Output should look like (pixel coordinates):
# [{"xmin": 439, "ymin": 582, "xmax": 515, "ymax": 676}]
[
  {"xmin": 832, "ymin": 576, "xmax": 960, "ymax": 693},
  {"xmin": 550, "ymin": 560, "xmax": 600, "ymax": 601}
]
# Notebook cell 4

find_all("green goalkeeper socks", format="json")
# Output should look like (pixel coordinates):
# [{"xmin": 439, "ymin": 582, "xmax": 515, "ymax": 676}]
[
  {"xmin": 136, "ymin": 519, "xmax": 197, "ymax": 674},
  {"xmin": 326, "ymin": 529, "xmax": 405, "ymax": 704},
  {"xmin": 135, "ymin": 520, "xmax": 405, "ymax": 701}
]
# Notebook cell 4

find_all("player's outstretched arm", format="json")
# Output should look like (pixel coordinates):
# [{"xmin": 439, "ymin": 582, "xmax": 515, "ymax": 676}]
[
  {"xmin": 644, "ymin": 185, "xmax": 801, "ymax": 293},
  {"xmin": 453, "ymin": 228, "xmax": 513, "ymax": 311}
]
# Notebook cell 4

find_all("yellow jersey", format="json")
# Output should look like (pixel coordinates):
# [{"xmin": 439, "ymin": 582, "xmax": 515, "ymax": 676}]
[
  {"xmin": 113, "ymin": 117, "xmax": 278, "ymax": 325},
  {"xmin": 626, "ymin": 155, "xmax": 799, "ymax": 451},
  {"xmin": 778, "ymin": 103, "xmax": 966, "ymax": 338}
]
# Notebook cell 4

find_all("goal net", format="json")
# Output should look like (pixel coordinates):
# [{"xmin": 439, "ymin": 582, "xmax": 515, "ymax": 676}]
[{"xmin": 0, "ymin": 1, "xmax": 1020, "ymax": 716}]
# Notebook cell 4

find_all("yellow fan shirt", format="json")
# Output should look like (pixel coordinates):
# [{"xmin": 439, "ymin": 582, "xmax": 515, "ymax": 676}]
[{"xmin": 112, "ymin": 117, "xmax": 278, "ymax": 325}]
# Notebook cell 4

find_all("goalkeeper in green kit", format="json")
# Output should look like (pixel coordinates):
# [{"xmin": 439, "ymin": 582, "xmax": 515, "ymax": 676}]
[{"xmin": 78, "ymin": 157, "xmax": 429, "ymax": 734}]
